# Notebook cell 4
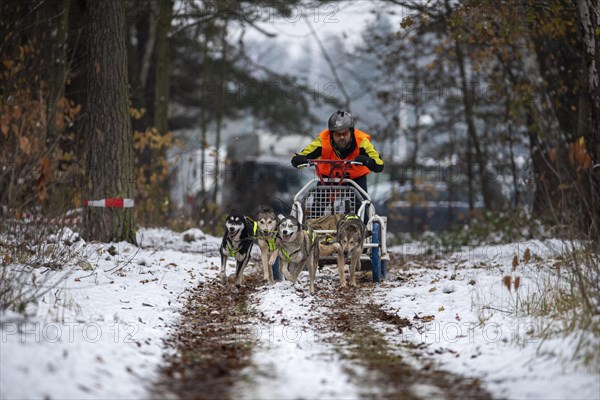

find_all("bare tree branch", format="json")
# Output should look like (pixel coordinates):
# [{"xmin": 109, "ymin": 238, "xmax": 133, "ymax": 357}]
[{"xmin": 302, "ymin": 15, "xmax": 351, "ymax": 109}]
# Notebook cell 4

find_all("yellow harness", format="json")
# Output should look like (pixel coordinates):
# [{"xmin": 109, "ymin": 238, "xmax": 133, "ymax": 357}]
[{"xmin": 281, "ymin": 230, "xmax": 316, "ymax": 262}]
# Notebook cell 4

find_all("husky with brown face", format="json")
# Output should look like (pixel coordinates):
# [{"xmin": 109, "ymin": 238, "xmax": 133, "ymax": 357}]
[
  {"xmin": 269, "ymin": 215, "xmax": 319, "ymax": 294},
  {"xmin": 256, "ymin": 208, "xmax": 278, "ymax": 284},
  {"xmin": 336, "ymin": 214, "xmax": 366, "ymax": 288}
]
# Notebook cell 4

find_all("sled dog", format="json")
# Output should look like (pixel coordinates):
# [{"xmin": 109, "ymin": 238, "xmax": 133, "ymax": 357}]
[
  {"xmin": 256, "ymin": 208, "xmax": 278, "ymax": 284},
  {"xmin": 336, "ymin": 214, "xmax": 366, "ymax": 287},
  {"xmin": 220, "ymin": 210, "xmax": 255, "ymax": 287},
  {"xmin": 269, "ymin": 215, "xmax": 319, "ymax": 294}
]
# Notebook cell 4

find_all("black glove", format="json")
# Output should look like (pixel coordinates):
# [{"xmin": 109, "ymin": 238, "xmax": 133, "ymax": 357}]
[
  {"xmin": 291, "ymin": 154, "xmax": 309, "ymax": 168},
  {"xmin": 353, "ymin": 155, "xmax": 374, "ymax": 170}
]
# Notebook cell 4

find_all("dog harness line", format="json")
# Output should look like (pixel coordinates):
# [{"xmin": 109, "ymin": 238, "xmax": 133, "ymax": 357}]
[{"xmin": 244, "ymin": 217, "xmax": 259, "ymax": 237}]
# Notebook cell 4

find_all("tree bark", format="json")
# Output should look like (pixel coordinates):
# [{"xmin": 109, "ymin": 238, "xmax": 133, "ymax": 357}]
[
  {"xmin": 84, "ymin": 0, "xmax": 136, "ymax": 244},
  {"xmin": 577, "ymin": 0, "xmax": 600, "ymax": 239}
]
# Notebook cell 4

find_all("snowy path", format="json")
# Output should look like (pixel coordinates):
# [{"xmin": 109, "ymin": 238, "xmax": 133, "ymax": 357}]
[
  {"xmin": 157, "ymin": 262, "xmax": 493, "ymax": 399},
  {"xmin": 2, "ymin": 228, "xmax": 598, "ymax": 400}
]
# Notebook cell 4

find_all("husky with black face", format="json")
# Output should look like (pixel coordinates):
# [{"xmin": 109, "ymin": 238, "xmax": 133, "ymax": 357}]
[
  {"xmin": 220, "ymin": 210, "xmax": 254, "ymax": 287},
  {"xmin": 256, "ymin": 208, "xmax": 278, "ymax": 284},
  {"xmin": 336, "ymin": 214, "xmax": 366, "ymax": 288},
  {"xmin": 269, "ymin": 215, "xmax": 319, "ymax": 294}
]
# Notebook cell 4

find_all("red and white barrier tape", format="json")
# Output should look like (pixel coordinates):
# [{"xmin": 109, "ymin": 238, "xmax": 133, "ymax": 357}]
[{"xmin": 83, "ymin": 198, "xmax": 135, "ymax": 208}]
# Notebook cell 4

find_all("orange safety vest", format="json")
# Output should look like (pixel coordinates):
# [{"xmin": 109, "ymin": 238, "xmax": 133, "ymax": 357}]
[{"xmin": 317, "ymin": 129, "xmax": 371, "ymax": 179}]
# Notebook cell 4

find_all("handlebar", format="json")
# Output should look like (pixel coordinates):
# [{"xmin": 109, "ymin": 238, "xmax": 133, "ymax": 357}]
[{"xmin": 297, "ymin": 159, "xmax": 364, "ymax": 169}]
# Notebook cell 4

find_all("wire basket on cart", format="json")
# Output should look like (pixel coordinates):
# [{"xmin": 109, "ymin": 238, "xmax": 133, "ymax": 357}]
[{"xmin": 290, "ymin": 160, "xmax": 389, "ymax": 282}]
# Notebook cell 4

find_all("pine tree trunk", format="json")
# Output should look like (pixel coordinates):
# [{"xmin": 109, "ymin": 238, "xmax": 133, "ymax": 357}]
[{"xmin": 84, "ymin": 0, "xmax": 136, "ymax": 244}]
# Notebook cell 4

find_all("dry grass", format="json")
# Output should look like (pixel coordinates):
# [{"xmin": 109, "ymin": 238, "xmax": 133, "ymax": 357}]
[
  {"xmin": 475, "ymin": 241, "xmax": 599, "ymax": 369},
  {"xmin": 0, "ymin": 219, "xmax": 81, "ymax": 313}
]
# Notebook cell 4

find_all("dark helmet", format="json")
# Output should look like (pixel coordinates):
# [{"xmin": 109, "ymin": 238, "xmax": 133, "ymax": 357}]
[{"xmin": 328, "ymin": 110, "xmax": 354, "ymax": 133}]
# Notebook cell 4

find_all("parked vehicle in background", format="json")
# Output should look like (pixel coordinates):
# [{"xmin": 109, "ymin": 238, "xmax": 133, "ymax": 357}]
[
  {"xmin": 369, "ymin": 162, "xmax": 487, "ymax": 233},
  {"xmin": 373, "ymin": 181, "xmax": 483, "ymax": 233},
  {"xmin": 222, "ymin": 132, "xmax": 313, "ymax": 214},
  {"xmin": 168, "ymin": 131, "xmax": 313, "ymax": 218}
]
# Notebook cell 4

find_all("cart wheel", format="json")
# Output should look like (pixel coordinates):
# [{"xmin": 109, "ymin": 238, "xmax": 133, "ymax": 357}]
[{"xmin": 371, "ymin": 222, "xmax": 382, "ymax": 282}]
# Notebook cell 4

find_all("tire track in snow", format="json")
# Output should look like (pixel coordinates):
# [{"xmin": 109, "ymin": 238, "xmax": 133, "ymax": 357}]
[
  {"xmin": 236, "ymin": 267, "xmax": 493, "ymax": 399},
  {"xmin": 234, "ymin": 278, "xmax": 364, "ymax": 399}
]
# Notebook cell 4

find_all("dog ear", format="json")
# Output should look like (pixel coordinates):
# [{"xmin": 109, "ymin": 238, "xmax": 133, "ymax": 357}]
[{"xmin": 277, "ymin": 214, "xmax": 285, "ymax": 221}]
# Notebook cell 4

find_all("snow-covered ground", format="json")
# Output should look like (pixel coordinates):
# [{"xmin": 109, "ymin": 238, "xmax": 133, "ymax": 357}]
[
  {"xmin": 375, "ymin": 241, "xmax": 600, "ymax": 400},
  {"xmin": 0, "ymin": 228, "xmax": 217, "ymax": 399},
  {"xmin": 1, "ymin": 227, "xmax": 598, "ymax": 399}
]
